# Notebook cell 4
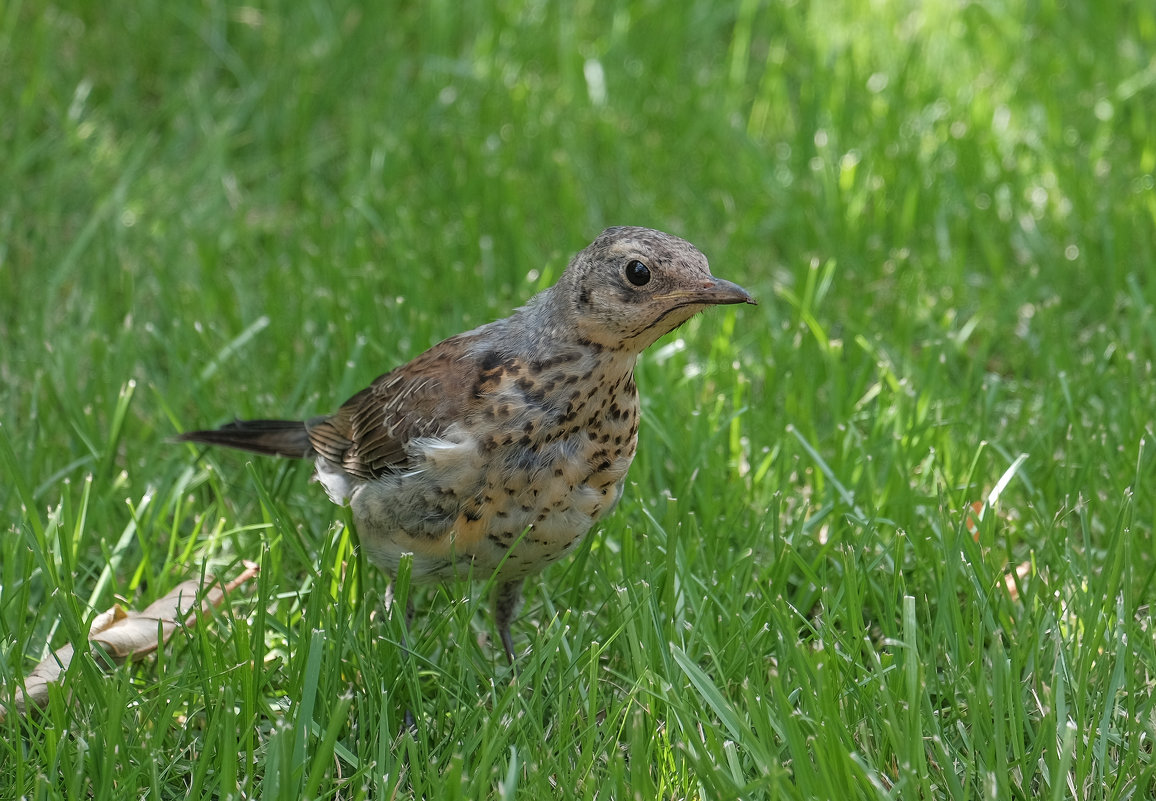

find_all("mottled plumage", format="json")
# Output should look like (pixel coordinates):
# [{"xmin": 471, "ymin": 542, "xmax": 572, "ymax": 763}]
[{"xmin": 179, "ymin": 226, "xmax": 755, "ymax": 661}]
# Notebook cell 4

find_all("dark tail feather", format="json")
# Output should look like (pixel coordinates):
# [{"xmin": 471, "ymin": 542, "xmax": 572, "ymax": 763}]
[{"xmin": 176, "ymin": 419, "xmax": 314, "ymax": 459}]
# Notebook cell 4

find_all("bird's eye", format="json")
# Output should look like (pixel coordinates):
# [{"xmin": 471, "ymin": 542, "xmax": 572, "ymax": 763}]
[{"xmin": 625, "ymin": 260, "xmax": 651, "ymax": 286}]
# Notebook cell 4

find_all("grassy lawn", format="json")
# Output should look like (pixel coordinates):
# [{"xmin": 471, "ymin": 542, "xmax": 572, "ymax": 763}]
[{"xmin": 3, "ymin": 0, "xmax": 1155, "ymax": 797}]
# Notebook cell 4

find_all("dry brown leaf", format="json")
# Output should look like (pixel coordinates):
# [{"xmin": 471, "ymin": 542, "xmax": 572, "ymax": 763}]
[
  {"xmin": 963, "ymin": 500, "xmax": 1032, "ymax": 604},
  {"xmin": 1003, "ymin": 561, "xmax": 1032, "ymax": 601},
  {"xmin": 965, "ymin": 500, "xmax": 985, "ymax": 539},
  {"xmin": 1, "ymin": 562, "xmax": 259, "ymax": 722}
]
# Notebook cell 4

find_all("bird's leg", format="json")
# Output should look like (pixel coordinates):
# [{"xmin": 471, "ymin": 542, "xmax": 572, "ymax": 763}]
[
  {"xmin": 404, "ymin": 591, "xmax": 415, "ymax": 631},
  {"xmin": 384, "ymin": 581, "xmax": 416, "ymax": 646},
  {"xmin": 401, "ymin": 592, "xmax": 417, "ymax": 732},
  {"xmin": 491, "ymin": 578, "xmax": 525, "ymax": 665},
  {"xmin": 386, "ymin": 580, "xmax": 419, "ymax": 732}
]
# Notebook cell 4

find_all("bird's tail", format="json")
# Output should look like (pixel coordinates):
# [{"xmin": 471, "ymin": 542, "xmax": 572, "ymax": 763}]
[{"xmin": 176, "ymin": 419, "xmax": 314, "ymax": 459}]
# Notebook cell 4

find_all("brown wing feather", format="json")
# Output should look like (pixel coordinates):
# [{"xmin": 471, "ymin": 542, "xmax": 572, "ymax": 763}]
[{"xmin": 306, "ymin": 334, "xmax": 483, "ymax": 479}]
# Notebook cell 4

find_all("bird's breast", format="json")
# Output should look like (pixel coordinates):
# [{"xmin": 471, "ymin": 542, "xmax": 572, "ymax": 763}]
[{"xmin": 348, "ymin": 358, "xmax": 642, "ymax": 581}]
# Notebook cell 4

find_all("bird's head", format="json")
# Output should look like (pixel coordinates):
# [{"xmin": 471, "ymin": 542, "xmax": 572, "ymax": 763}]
[{"xmin": 550, "ymin": 226, "xmax": 756, "ymax": 353}]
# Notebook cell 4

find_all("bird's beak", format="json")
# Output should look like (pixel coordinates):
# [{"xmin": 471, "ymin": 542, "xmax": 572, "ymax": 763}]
[{"xmin": 668, "ymin": 276, "xmax": 757, "ymax": 306}]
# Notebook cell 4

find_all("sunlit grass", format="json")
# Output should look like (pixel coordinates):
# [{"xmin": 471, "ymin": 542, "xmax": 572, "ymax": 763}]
[{"xmin": 2, "ymin": 0, "xmax": 1154, "ymax": 798}]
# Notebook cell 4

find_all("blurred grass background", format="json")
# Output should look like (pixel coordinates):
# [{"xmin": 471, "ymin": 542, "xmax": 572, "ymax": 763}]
[{"xmin": 2, "ymin": 0, "xmax": 1155, "ymax": 798}]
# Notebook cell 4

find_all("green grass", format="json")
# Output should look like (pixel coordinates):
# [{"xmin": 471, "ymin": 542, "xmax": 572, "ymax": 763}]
[{"xmin": 2, "ymin": 0, "xmax": 1155, "ymax": 797}]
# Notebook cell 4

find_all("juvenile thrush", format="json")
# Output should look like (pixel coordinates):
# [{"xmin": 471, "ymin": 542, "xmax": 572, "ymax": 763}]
[{"xmin": 179, "ymin": 226, "xmax": 755, "ymax": 662}]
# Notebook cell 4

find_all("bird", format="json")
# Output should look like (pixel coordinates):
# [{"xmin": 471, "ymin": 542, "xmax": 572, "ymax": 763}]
[{"xmin": 178, "ymin": 226, "xmax": 755, "ymax": 663}]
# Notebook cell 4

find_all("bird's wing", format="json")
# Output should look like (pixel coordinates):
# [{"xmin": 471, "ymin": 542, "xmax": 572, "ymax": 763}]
[{"xmin": 305, "ymin": 333, "xmax": 484, "ymax": 479}]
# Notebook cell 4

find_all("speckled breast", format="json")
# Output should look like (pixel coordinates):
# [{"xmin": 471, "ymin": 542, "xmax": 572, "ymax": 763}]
[{"xmin": 349, "ymin": 353, "xmax": 641, "ymax": 583}]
